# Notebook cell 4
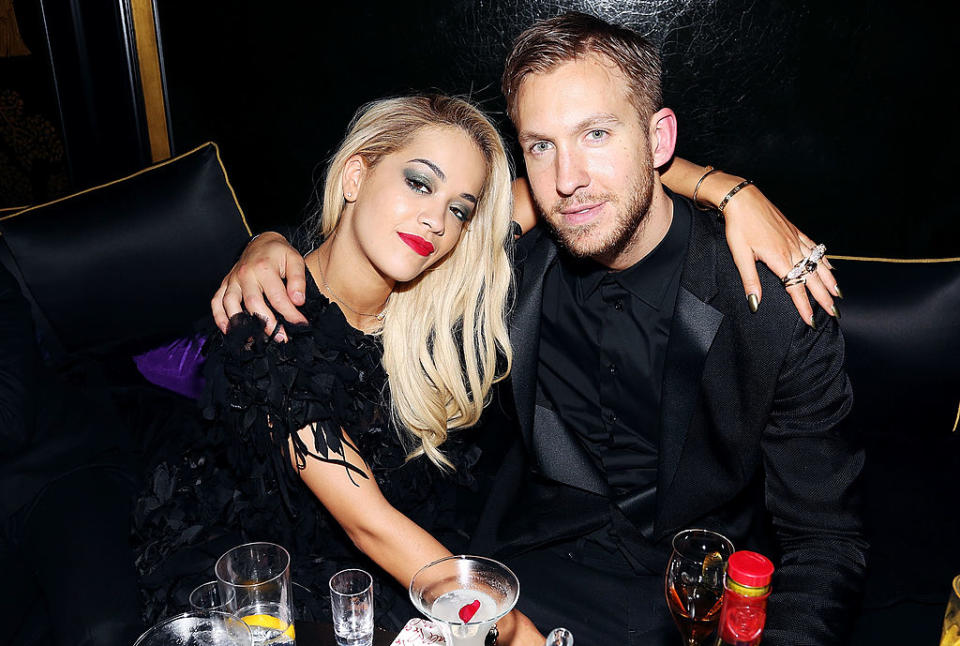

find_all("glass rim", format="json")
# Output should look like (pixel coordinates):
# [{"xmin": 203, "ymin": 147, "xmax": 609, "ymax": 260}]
[
  {"xmin": 670, "ymin": 528, "xmax": 735, "ymax": 562},
  {"xmin": 953, "ymin": 573, "xmax": 960, "ymax": 598},
  {"xmin": 133, "ymin": 610, "xmax": 251, "ymax": 646},
  {"xmin": 408, "ymin": 554, "xmax": 520, "ymax": 627},
  {"xmin": 328, "ymin": 568, "xmax": 373, "ymax": 597},
  {"xmin": 188, "ymin": 580, "xmax": 237, "ymax": 610},
  {"xmin": 215, "ymin": 541, "xmax": 291, "ymax": 588}
]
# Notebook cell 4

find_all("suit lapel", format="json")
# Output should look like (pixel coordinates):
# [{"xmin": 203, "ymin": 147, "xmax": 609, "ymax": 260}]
[
  {"xmin": 655, "ymin": 206, "xmax": 724, "ymax": 539},
  {"xmin": 509, "ymin": 229, "xmax": 557, "ymax": 447}
]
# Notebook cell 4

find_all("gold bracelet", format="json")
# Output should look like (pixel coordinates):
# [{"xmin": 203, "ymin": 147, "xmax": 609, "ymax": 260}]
[
  {"xmin": 716, "ymin": 180, "xmax": 754, "ymax": 217},
  {"xmin": 692, "ymin": 166, "xmax": 721, "ymax": 211}
]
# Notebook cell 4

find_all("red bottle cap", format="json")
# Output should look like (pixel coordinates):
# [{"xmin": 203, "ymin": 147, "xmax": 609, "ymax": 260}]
[{"xmin": 727, "ymin": 551, "xmax": 774, "ymax": 588}]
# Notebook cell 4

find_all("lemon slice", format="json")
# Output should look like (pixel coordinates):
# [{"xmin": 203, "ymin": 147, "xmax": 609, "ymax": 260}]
[{"xmin": 241, "ymin": 614, "xmax": 296, "ymax": 640}]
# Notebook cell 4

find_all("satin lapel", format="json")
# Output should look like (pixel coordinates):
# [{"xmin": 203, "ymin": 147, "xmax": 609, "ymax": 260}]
[
  {"xmin": 655, "ymin": 207, "xmax": 724, "ymax": 538},
  {"xmin": 510, "ymin": 232, "xmax": 557, "ymax": 448}
]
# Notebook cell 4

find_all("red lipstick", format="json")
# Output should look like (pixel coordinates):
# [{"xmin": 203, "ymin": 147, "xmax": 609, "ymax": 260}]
[{"xmin": 397, "ymin": 232, "xmax": 434, "ymax": 256}]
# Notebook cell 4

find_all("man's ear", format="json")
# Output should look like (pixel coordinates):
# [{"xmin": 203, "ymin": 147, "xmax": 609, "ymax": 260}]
[
  {"xmin": 341, "ymin": 155, "xmax": 367, "ymax": 202},
  {"xmin": 649, "ymin": 108, "xmax": 678, "ymax": 169}
]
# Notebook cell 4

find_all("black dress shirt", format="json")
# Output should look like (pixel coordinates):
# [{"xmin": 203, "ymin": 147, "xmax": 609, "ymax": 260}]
[{"xmin": 537, "ymin": 201, "xmax": 690, "ymax": 557}]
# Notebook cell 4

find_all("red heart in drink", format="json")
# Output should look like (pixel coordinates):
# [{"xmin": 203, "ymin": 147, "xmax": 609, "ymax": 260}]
[{"xmin": 458, "ymin": 599, "xmax": 481, "ymax": 623}]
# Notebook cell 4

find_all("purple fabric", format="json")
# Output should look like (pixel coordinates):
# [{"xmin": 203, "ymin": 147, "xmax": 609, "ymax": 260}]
[{"xmin": 133, "ymin": 333, "xmax": 208, "ymax": 400}]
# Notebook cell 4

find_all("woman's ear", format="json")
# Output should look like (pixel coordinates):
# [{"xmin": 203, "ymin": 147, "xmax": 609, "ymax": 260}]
[
  {"xmin": 648, "ymin": 108, "xmax": 678, "ymax": 169},
  {"xmin": 342, "ymin": 155, "xmax": 366, "ymax": 202}
]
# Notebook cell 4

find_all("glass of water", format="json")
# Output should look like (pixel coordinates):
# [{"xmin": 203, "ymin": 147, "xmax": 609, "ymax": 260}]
[
  {"xmin": 216, "ymin": 542, "xmax": 295, "ymax": 645},
  {"xmin": 133, "ymin": 610, "xmax": 252, "ymax": 646},
  {"xmin": 329, "ymin": 569, "xmax": 373, "ymax": 646},
  {"xmin": 190, "ymin": 580, "xmax": 237, "ymax": 613}
]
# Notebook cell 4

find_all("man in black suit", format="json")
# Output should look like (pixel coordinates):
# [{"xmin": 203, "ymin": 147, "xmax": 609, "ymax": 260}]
[
  {"xmin": 208, "ymin": 13, "xmax": 865, "ymax": 645},
  {"xmin": 468, "ymin": 13, "xmax": 866, "ymax": 646}
]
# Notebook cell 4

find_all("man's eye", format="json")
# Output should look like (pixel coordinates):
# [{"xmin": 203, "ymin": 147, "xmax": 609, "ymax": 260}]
[
  {"xmin": 587, "ymin": 129, "xmax": 607, "ymax": 140},
  {"xmin": 530, "ymin": 141, "xmax": 552, "ymax": 154},
  {"xmin": 405, "ymin": 178, "xmax": 431, "ymax": 194}
]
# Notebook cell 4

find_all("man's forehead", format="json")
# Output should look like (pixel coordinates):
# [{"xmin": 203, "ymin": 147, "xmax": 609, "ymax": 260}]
[{"xmin": 515, "ymin": 54, "xmax": 638, "ymax": 133}]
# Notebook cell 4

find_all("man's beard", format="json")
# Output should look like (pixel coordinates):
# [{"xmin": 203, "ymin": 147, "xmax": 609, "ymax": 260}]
[{"xmin": 537, "ymin": 158, "xmax": 654, "ymax": 263}]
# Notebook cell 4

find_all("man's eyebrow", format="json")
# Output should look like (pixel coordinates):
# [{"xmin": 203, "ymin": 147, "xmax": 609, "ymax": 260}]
[
  {"xmin": 409, "ymin": 158, "xmax": 445, "ymax": 181},
  {"xmin": 518, "ymin": 113, "xmax": 622, "ymax": 144}
]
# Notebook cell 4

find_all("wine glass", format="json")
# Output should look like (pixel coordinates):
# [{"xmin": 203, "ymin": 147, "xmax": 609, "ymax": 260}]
[
  {"xmin": 941, "ymin": 574, "xmax": 960, "ymax": 646},
  {"xmin": 665, "ymin": 528, "xmax": 735, "ymax": 646}
]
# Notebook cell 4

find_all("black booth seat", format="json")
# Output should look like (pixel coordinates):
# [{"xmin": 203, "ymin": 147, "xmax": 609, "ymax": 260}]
[{"xmin": 2, "ymin": 146, "xmax": 959, "ymax": 642}]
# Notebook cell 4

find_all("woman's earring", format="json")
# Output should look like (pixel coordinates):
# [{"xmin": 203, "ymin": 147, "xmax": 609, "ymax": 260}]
[{"xmin": 345, "ymin": 191, "xmax": 353, "ymax": 198}]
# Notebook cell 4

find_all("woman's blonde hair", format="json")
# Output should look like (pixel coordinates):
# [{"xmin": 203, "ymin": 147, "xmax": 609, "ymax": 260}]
[{"xmin": 303, "ymin": 95, "xmax": 514, "ymax": 468}]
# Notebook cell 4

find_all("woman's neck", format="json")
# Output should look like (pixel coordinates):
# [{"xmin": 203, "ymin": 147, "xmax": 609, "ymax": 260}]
[{"xmin": 306, "ymin": 237, "xmax": 393, "ymax": 332}]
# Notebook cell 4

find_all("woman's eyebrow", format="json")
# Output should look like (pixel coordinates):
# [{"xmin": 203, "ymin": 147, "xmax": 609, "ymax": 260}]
[{"xmin": 409, "ymin": 158, "xmax": 445, "ymax": 181}]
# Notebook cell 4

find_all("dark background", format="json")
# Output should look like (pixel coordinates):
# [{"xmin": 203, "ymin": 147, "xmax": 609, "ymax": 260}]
[{"xmin": 3, "ymin": 0, "xmax": 958, "ymax": 257}]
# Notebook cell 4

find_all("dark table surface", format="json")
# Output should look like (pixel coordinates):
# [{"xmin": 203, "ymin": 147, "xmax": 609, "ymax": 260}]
[{"xmin": 295, "ymin": 621, "xmax": 396, "ymax": 646}]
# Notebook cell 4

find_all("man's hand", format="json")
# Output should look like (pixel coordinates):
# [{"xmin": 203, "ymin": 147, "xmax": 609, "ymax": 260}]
[
  {"xmin": 496, "ymin": 609, "xmax": 544, "ymax": 646},
  {"xmin": 211, "ymin": 231, "xmax": 308, "ymax": 339}
]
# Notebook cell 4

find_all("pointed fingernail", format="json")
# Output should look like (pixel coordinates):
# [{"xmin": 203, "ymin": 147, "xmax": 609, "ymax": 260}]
[
  {"xmin": 294, "ymin": 291, "xmax": 305, "ymax": 302},
  {"xmin": 809, "ymin": 315, "xmax": 817, "ymax": 329},
  {"xmin": 831, "ymin": 304, "xmax": 841, "ymax": 320},
  {"xmin": 834, "ymin": 285, "xmax": 844, "ymax": 299},
  {"xmin": 747, "ymin": 293, "xmax": 759, "ymax": 313}
]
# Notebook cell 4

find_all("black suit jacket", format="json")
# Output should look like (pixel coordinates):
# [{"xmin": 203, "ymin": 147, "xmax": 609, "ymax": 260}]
[{"xmin": 473, "ymin": 196, "xmax": 867, "ymax": 645}]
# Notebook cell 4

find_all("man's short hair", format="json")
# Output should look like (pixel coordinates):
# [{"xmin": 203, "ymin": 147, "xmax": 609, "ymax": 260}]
[{"xmin": 502, "ymin": 12, "xmax": 663, "ymax": 126}]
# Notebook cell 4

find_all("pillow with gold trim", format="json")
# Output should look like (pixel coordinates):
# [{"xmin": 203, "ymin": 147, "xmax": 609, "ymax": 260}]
[{"xmin": 0, "ymin": 142, "xmax": 251, "ymax": 357}]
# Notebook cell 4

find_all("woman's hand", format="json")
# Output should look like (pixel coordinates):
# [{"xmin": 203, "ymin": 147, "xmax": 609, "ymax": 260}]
[
  {"xmin": 496, "ymin": 609, "xmax": 544, "ymax": 646},
  {"xmin": 662, "ymin": 158, "xmax": 839, "ymax": 325},
  {"xmin": 210, "ymin": 231, "xmax": 307, "ymax": 338},
  {"xmin": 717, "ymin": 179, "xmax": 839, "ymax": 325}
]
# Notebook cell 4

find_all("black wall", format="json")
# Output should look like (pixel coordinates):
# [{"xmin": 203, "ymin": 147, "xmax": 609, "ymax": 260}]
[{"xmin": 152, "ymin": 1, "xmax": 957, "ymax": 257}]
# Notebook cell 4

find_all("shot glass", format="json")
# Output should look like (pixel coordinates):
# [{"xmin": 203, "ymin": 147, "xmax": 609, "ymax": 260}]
[
  {"xmin": 216, "ymin": 542, "xmax": 295, "ymax": 645},
  {"xmin": 329, "ymin": 569, "xmax": 374, "ymax": 646}
]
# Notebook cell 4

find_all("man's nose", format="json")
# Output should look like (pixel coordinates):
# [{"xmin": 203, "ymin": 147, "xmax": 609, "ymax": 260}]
[{"xmin": 555, "ymin": 147, "xmax": 590, "ymax": 197}]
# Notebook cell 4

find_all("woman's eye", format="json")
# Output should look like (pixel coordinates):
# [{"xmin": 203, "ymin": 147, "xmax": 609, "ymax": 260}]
[
  {"xmin": 405, "ymin": 177, "xmax": 431, "ymax": 194},
  {"xmin": 451, "ymin": 207, "xmax": 469, "ymax": 223}
]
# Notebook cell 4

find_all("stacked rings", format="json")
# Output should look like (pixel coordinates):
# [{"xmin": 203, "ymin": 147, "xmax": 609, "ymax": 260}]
[{"xmin": 781, "ymin": 244, "xmax": 826, "ymax": 288}]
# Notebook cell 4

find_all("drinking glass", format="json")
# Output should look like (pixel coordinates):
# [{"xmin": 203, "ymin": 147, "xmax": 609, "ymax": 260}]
[
  {"xmin": 409, "ymin": 555, "xmax": 519, "ymax": 646},
  {"xmin": 941, "ymin": 574, "xmax": 960, "ymax": 646},
  {"xmin": 190, "ymin": 580, "xmax": 237, "ymax": 613},
  {"xmin": 329, "ymin": 569, "xmax": 374, "ymax": 646},
  {"xmin": 665, "ymin": 528, "xmax": 735, "ymax": 646},
  {"xmin": 133, "ymin": 610, "xmax": 252, "ymax": 646},
  {"xmin": 216, "ymin": 542, "xmax": 295, "ymax": 645}
]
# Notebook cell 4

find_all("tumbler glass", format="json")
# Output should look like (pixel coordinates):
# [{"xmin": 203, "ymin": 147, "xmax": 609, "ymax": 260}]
[
  {"xmin": 216, "ymin": 542, "xmax": 294, "ymax": 645},
  {"xmin": 190, "ymin": 580, "xmax": 237, "ymax": 613},
  {"xmin": 133, "ymin": 610, "xmax": 252, "ymax": 646}
]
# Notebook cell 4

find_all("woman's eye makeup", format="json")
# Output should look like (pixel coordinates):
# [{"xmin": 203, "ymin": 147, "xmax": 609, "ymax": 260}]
[
  {"xmin": 404, "ymin": 169, "xmax": 433, "ymax": 193},
  {"xmin": 450, "ymin": 204, "xmax": 473, "ymax": 222}
]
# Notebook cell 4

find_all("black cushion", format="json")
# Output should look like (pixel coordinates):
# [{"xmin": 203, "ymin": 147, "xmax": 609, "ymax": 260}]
[
  {"xmin": 0, "ymin": 143, "xmax": 251, "ymax": 357},
  {"xmin": 834, "ymin": 256, "xmax": 960, "ymax": 607}
]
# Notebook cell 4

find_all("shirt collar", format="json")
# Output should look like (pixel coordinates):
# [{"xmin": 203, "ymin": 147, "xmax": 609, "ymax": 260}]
[{"xmin": 564, "ymin": 192, "xmax": 691, "ymax": 309}]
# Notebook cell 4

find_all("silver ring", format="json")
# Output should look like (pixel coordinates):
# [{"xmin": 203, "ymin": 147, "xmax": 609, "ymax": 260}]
[{"xmin": 782, "ymin": 243, "xmax": 826, "ymax": 286}]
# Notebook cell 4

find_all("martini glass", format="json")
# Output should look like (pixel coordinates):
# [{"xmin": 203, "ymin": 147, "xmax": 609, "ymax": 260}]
[{"xmin": 409, "ymin": 555, "xmax": 519, "ymax": 646}]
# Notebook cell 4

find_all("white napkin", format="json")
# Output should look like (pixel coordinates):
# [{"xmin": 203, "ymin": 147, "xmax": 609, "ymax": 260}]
[{"xmin": 390, "ymin": 618, "xmax": 446, "ymax": 645}]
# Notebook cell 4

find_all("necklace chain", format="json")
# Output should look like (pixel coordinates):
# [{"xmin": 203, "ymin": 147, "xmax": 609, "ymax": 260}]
[{"xmin": 315, "ymin": 254, "xmax": 388, "ymax": 321}]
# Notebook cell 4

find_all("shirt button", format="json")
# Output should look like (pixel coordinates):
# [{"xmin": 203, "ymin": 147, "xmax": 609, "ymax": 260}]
[
  {"xmin": 608, "ymin": 363, "xmax": 617, "ymax": 375},
  {"xmin": 604, "ymin": 409, "xmax": 617, "ymax": 424},
  {"xmin": 614, "ymin": 299, "xmax": 624, "ymax": 311}
]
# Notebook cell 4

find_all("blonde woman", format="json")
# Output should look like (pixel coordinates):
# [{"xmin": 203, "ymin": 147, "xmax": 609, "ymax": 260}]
[{"xmin": 202, "ymin": 95, "xmax": 543, "ymax": 644}]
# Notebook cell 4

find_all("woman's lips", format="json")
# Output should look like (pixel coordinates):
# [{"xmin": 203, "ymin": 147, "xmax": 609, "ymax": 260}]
[{"xmin": 397, "ymin": 232, "xmax": 434, "ymax": 256}]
